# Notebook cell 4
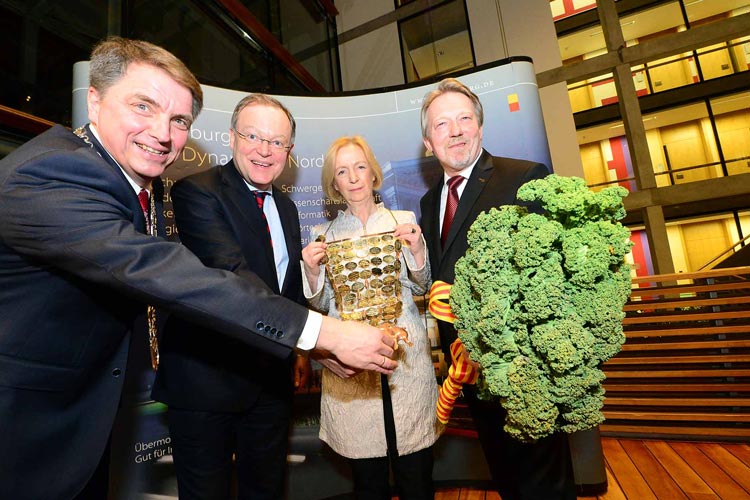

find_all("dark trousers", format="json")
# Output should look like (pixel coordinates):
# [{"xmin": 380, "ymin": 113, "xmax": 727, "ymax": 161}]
[
  {"xmin": 166, "ymin": 393, "xmax": 291, "ymax": 500},
  {"xmin": 349, "ymin": 447, "xmax": 434, "ymax": 500},
  {"xmin": 347, "ymin": 374, "xmax": 434, "ymax": 500},
  {"xmin": 465, "ymin": 387, "xmax": 577, "ymax": 500}
]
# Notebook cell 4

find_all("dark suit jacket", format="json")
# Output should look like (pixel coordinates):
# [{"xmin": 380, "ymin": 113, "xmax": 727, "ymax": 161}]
[
  {"xmin": 152, "ymin": 161, "xmax": 306, "ymax": 412},
  {"xmin": 0, "ymin": 125, "xmax": 309, "ymax": 500},
  {"xmin": 420, "ymin": 149, "xmax": 548, "ymax": 354}
]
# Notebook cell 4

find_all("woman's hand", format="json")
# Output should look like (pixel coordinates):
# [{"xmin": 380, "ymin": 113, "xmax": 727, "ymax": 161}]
[
  {"xmin": 393, "ymin": 223, "xmax": 425, "ymax": 267},
  {"xmin": 302, "ymin": 237, "xmax": 328, "ymax": 291}
]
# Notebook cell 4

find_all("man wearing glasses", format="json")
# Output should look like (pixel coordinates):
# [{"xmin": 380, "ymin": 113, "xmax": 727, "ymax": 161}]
[{"xmin": 152, "ymin": 94, "xmax": 309, "ymax": 500}]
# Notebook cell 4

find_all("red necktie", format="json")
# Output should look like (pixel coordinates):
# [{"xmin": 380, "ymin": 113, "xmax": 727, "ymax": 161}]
[
  {"xmin": 138, "ymin": 189, "xmax": 150, "ymax": 233},
  {"xmin": 254, "ymin": 191, "xmax": 273, "ymax": 248},
  {"xmin": 441, "ymin": 176, "xmax": 464, "ymax": 248}
]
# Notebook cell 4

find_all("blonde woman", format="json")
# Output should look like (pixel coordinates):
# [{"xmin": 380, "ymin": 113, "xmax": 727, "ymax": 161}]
[{"xmin": 302, "ymin": 136, "xmax": 442, "ymax": 499}]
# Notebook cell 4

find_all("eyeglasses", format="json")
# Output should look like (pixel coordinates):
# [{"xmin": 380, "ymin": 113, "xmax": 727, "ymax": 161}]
[{"xmin": 233, "ymin": 129, "xmax": 291, "ymax": 152}]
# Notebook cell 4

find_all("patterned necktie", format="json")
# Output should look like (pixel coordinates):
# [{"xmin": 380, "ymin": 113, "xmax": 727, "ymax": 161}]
[
  {"xmin": 138, "ymin": 189, "xmax": 151, "ymax": 233},
  {"xmin": 441, "ymin": 175, "xmax": 464, "ymax": 248},
  {"xmin": 254, "ymin": 191, "xmax": 273, "ymax": 249},
  {"xmin": 138, "ymin": 189, "xmax": 159, "ymax": 370}
]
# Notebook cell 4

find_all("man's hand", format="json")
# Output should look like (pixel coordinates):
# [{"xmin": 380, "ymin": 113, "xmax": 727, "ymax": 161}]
[
  {"xmin": 314, "ymin": 316, "xmax": 397, "ymax": 374},
  {"xmin": 293, "ymin": 354, "xmax": 312, "ymax": 390}
]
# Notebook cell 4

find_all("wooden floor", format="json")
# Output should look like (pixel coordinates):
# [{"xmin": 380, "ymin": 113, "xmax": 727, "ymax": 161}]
[{"xmin": 432, "ymin": 437, "xmax": 750, "ymax": 500}]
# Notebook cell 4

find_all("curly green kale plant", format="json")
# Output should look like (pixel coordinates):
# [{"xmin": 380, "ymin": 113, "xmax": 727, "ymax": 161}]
[{"xmin": 451, "ymin": 175, "xmax": 632, "ymax": 442}]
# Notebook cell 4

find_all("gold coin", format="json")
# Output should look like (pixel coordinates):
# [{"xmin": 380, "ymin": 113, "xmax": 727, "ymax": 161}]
[
  {"xmin": 383, "ymin": 255, "xmax": 396, "ymax": 264},
  {"xmin": 315, "ymin": 235, "xmax": 326, "ymax": 242},
  {"xmin": 345, "ymin": 261, "xmax": 357, "ymax": 271},
  {"xmin": 370, "ymin": 256, "xmax": 382, "ymax": 266},
  {"xmin": 382, "ymin": 276, "xmax": 396, "ymax": 286},
  {"xmin": 351, "ymin": 282, "xmax": 365, "ymax": 292},
  {"xmin": 334, "ymin": 274, "xmax": 347, "ymax": 285},
  {"xmin": 354, "ymin": 238, "xmax": 368, "ymax": 249},
  {"xmin": 382, "ymin": 285, "xmax": 394, "ymax": 295},
  {"xmin": 356, "ymin": 248, "xmax": 369, "ymax": 258},
  {"xmin": 358, "ymin": 259, "xmax": 370, "ymax": 269},
  {"xmin": 348, "ymin": 271, "xmax": 360, "ymax": 281},
  {"xmin": 338, "ymin": 284, "xmax": 351, "ymax": 295},
  {"xmin": 369, "ymin": 246, "xmax": 381, "ymax": 255},
  {"xmin": 371, "ymin": 267, "xmax": 383, "ymax": 276},
  {"xmin": 359, "ymin": 269, "xmax": 372, "ymax": 280},
  {"xmin": 394, "ymin": 240, "xmax": 402, "ymax": 251},
  {"xmin": 332, "ymin": 264, "xmax": 344, "ymax": 275},
  {"xmin": 365, "ymin": 289, "xmax": 377, "ymax": 299},
  {"xmin": 383, "ymin": 244, "xmax": 395, "ymax": 253},
  {"xmin": 344, "ymin": 251, "xmax": 356, "ymax": 260},
  {"xmin": 394, "ymin": 260, "xmax": 402, "ymax": 272},
  {"xmin": 366, "ymin": 307, "xmax": 379, "ymax": 317},
  {"xmin": 370, "ymin": 278, "xmax": 383, "ymax": 289},
  {"xmin": 381, "ymin": 234, "xmax": 394, "ymax": 242},
  {"xmin": 329, "ymin": 254, "xmax": 342, "ymax": 265},
  {"xmin": 341, "ymin": 241, "xmax": 353, "ymax": 250},
  {"xmin": 383, "ymin": 265, "xmax": 394, "ymax": 274}
]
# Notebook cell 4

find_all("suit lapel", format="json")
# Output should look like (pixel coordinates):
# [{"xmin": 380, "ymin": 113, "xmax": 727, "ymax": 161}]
[
  {"xmin": 80, "ymin": 124, "xmax": 149, "ymax": 233},
  {"xmin": 220, "ymin": 162, "xmax": 277, "ymax": 284},
  {"xmin": 442, "ymin": 150, "xmax": 493, "ymax": 253},
  {"xmin": 423, "ymin": 180, "xmax": 444, "ymax": 265}
]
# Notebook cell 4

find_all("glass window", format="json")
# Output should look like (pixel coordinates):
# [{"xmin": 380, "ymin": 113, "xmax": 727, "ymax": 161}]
[
  {"xmin": 125, "ymin": 0, "xmax": 307, "ymax": 95},
  {"xmin": 577, "ymin": 96, "xmax": 750, "ymax": 191},
  {"xmin": 666, "ymin": 213, "xmax": 744, "ymax": 272},
  {"xmin": 712, "ymin": 92, "xmax": 750, "ymax": 177},
  {"xmin": 398, "ymin": 0, "xmax": 473, "ymax": 83},
  {"xmin": 279, "ymin": 0, "xmax": 340, "ymax": 91},
  {"xmin": 0, "ymin": 1, "xmax": 108, "ymax": 126}
]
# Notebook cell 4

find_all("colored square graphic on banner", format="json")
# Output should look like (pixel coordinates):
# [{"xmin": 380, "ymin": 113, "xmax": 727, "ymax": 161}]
[{"xmin": 508, "ymin": 93, "xmax": 520, "ymax": 112}]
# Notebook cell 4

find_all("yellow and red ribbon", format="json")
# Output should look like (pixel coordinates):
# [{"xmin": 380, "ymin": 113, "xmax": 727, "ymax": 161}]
[
  {"xmin": 436, "ymin": 339, "xmax": 479, "ymax": 424},
  {"xmin": 430, "ymin": 280, "xmax": 478, "ymax": 424},
  {"xmin": 428, "ymin": 280, "xmax": 455, "ymax": 324}
]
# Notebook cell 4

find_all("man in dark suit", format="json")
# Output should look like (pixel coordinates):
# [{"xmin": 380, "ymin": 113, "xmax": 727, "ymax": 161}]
[
  {"xmin": 0, "ymin": 37, "xmax": 397, "ymax": 500},
  {"xmin": 152, "ymin": 94, "xmax": 310, "ymax": 499},
  {"xmin": 419, "ymin": 78, "xmax": 576, "ymax": 500}
]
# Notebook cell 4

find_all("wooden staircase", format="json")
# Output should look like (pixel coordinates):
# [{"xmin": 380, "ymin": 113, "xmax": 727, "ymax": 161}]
[{"xmin": 600, "ymin": 266, "xmax": 750, "ymax": 440}]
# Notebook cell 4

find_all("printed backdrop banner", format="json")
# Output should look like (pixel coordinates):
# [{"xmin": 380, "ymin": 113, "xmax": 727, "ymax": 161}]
[
  {"xmin": 74, "ymin": 57, "xmax": 550, "ymax": 247},
  {"xmin": 72, "ymin": 57, "xmax": 550, "ymax": 498}
]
